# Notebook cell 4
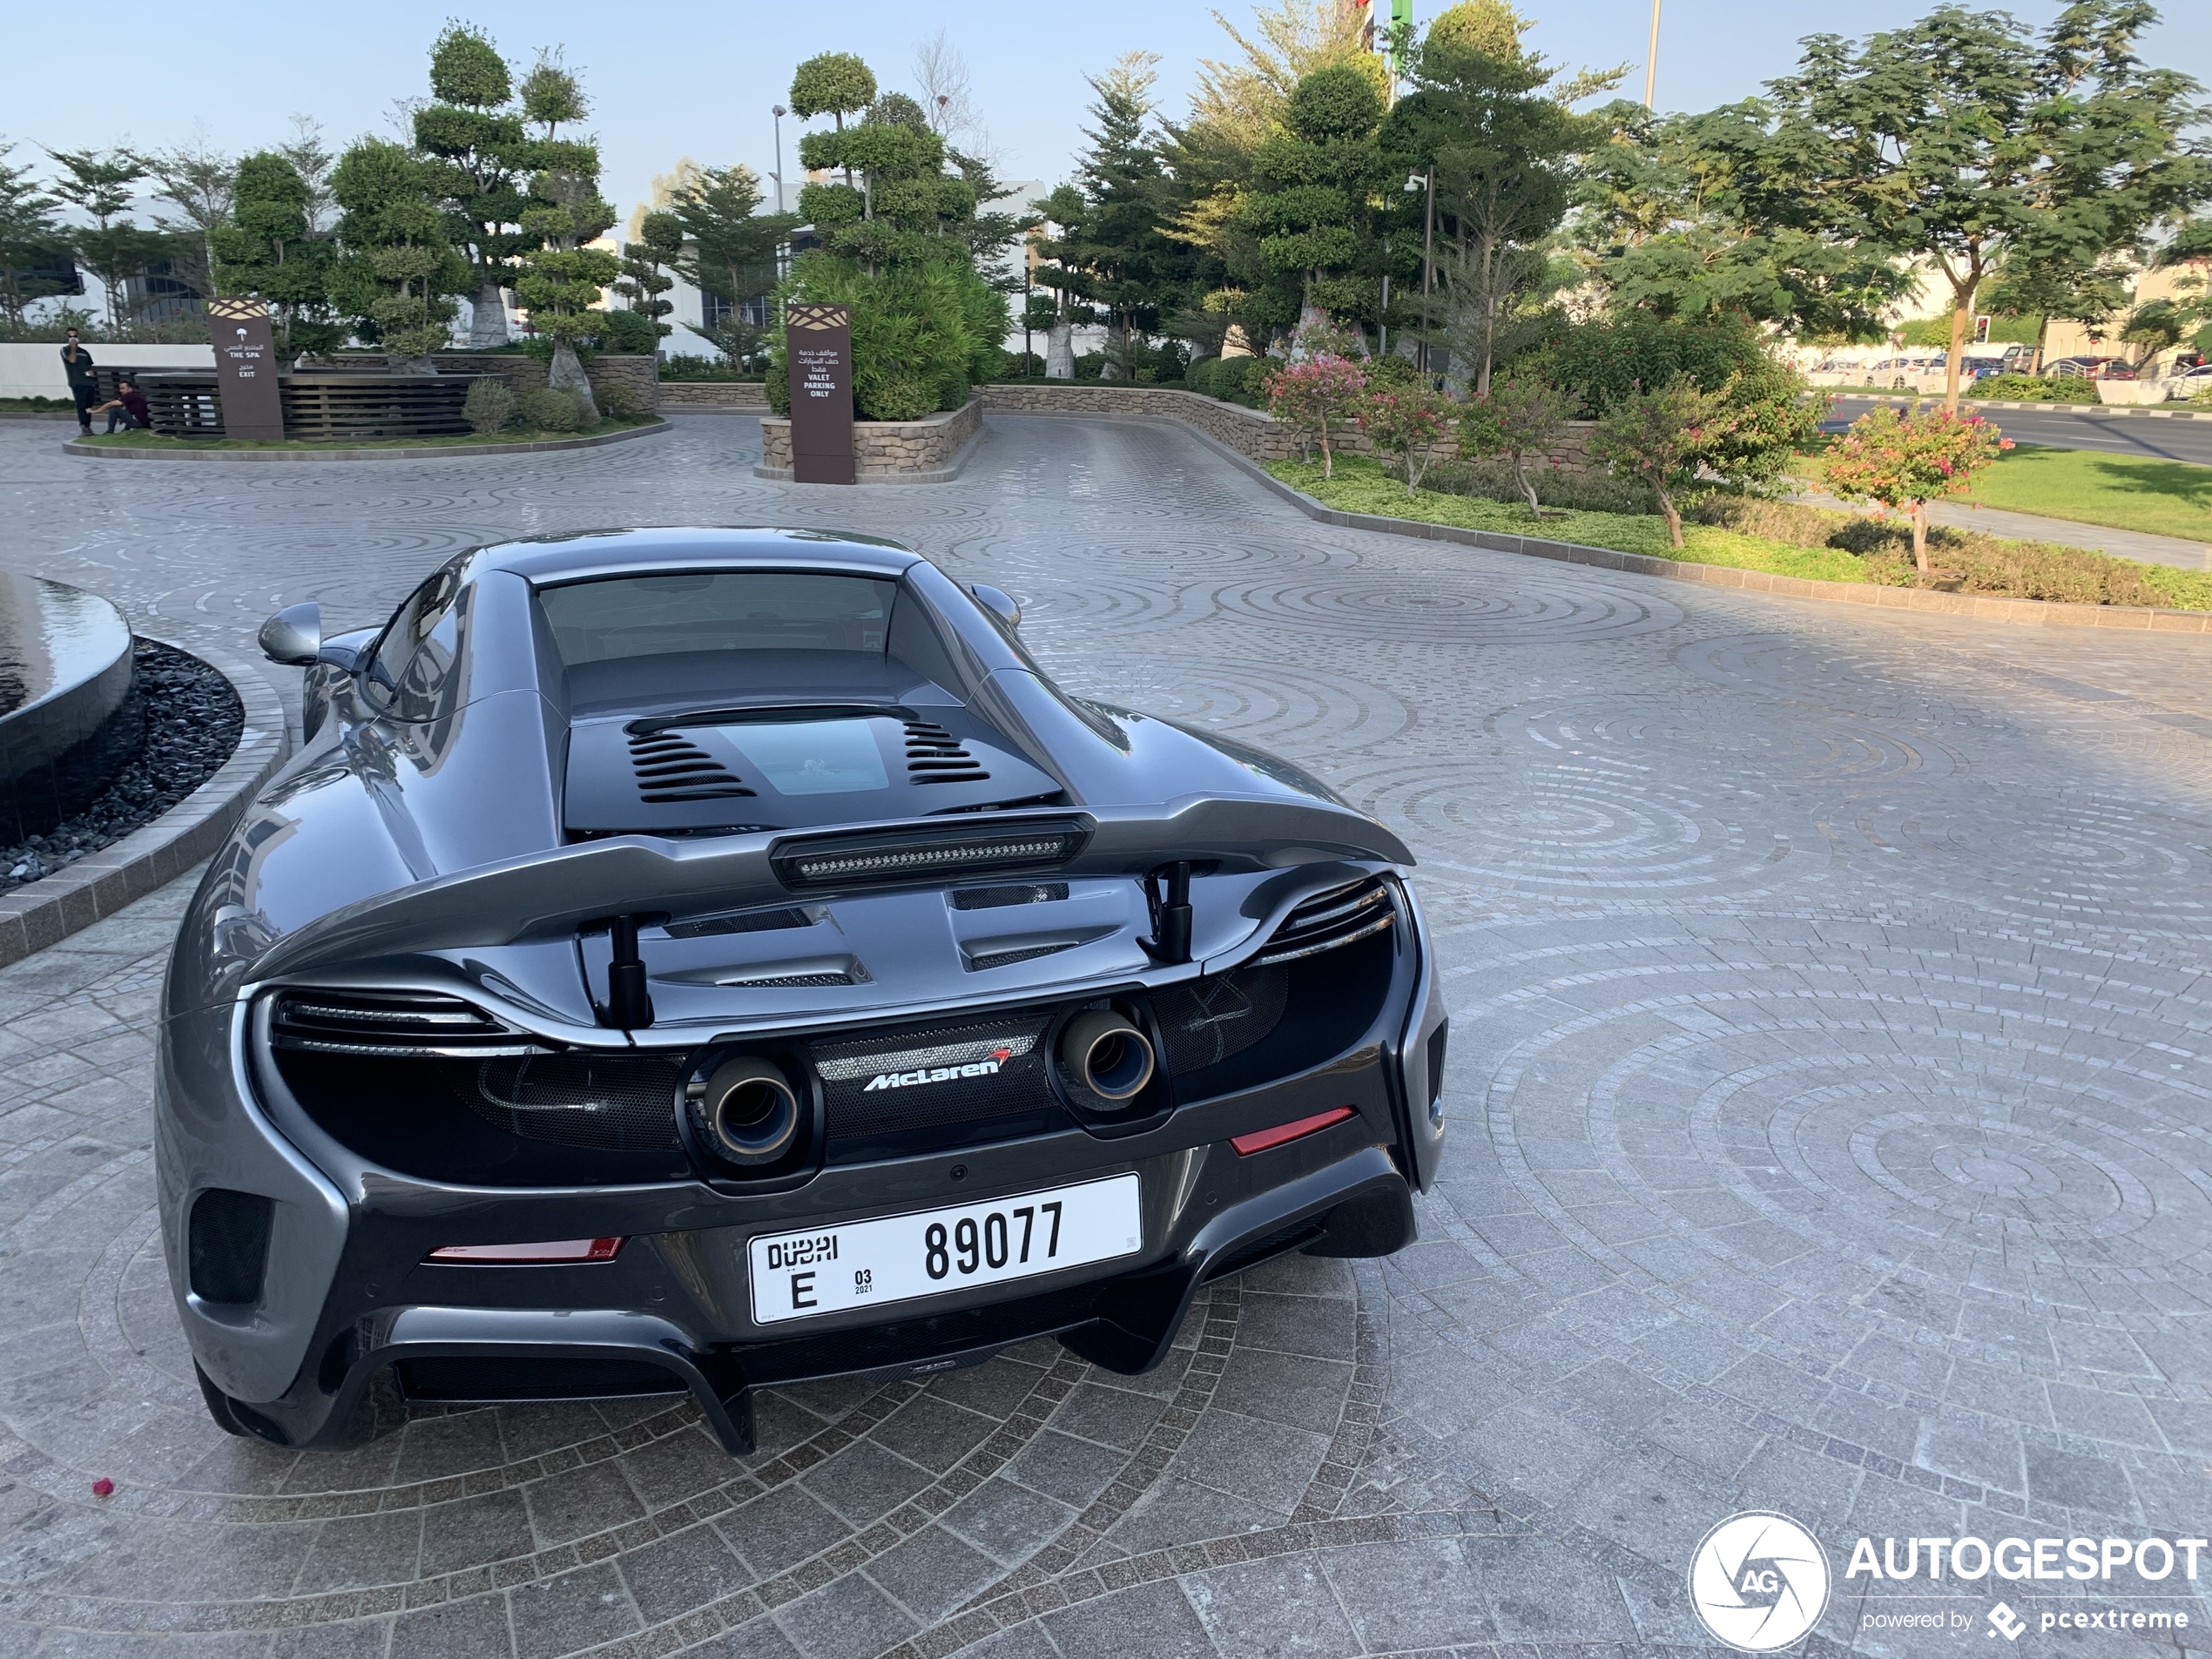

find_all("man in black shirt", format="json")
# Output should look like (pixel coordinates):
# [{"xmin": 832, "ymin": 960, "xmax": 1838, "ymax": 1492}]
[
  {"xmin": 60, "ymin": 329, "xmax": 98, "ymax": 435},
  {"xmin": 89, "ymin": 376, "xmax": 151, "ymax": 434}
]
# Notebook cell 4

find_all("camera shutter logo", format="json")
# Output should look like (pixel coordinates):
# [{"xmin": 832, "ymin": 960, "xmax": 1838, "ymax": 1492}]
[{"xmin": 1689, "ymin": 1511, "xmax": 1831, "ymax": 1651}]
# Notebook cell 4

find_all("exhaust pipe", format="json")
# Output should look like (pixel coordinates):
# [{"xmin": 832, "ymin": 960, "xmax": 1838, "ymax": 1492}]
[
  {"xmin": 1060, "ymin": 1009, "xmax": 1156, "ymax": 1103},
  {"xmin": 695, "ymin": 1058, "xmax": 801, "ymax": 1165}
]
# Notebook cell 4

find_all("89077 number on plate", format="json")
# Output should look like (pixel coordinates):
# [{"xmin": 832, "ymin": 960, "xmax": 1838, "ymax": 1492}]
[{"xmin": 748, "ymin": 1174, "xmax": 1142, "ymax": 1325}]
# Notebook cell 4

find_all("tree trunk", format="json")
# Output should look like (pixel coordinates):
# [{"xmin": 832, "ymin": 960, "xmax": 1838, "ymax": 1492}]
[
  {"xmin": 469, "ymin": 279, "xmax": 509, "ymax": 349},
  {"xmin": 1318, "ymin": 413, "xmax": 1335, "ymax": 481},
  {"xmin": 1656, "ymin": 482, "xmax": 1682, "ymax": 548},
  {"xmin": 1513, "ymin": 455, "xmax": 1541, "ymax": 516},
  {"xmin": 1910, "ymin": 501, "xmax": 1931, "ymax": 573},
  {"xmin": 1045, "ymin": 321, "xmax": 1075, "ymax": 381},
  {"xmin": 1943, "ymin": 291, "xmax": 1972, "ymax": 415},
  {"xmin": 548, "ymin": 339, "xmax": 598, "ymax": 420}
]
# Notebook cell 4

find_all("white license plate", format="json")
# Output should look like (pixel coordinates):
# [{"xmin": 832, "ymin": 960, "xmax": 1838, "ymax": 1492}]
[{"xmin": 748, "ymin": 1173, "xmax": 1143, "ymax": 1325}]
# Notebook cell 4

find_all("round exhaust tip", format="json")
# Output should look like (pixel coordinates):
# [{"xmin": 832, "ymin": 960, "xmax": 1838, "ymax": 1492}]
[
  {"xmin": 1061, "ymin": 1009, "xmax": 1156, "ymax": 1103},
  {"xmin": 698, "ymin": 1058, "xmax": 800, "ymax": 1165}
]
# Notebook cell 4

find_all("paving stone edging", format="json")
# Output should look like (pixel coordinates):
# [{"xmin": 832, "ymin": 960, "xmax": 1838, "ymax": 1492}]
[
  {"xmin": 58, "ymin": 420, "xmax": 671, "ymax": 463},
  {"xmin": 1131, "ymin": 414, "xmax": 2212, "ymax": 635},
  {"xmin": 0, "ymin": 640, "xmax": 289, "ymax": 967}
]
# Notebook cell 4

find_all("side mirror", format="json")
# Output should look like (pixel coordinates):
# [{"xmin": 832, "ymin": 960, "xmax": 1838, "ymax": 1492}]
[
  {"xmin": 971, "ymin": 583, "xmax": 1022, "ymax": 630},
  {"xmin": 258, "ymin": 601, "xmax": 322, "ymax": 667}
]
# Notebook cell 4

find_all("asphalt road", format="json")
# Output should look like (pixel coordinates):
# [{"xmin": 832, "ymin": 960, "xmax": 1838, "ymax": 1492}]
[{"xmin": 1825, "ymin": 395, "xmax": 2212, "ymax": 464}]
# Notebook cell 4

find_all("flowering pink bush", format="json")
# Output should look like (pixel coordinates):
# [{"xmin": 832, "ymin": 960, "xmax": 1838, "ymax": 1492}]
[
  {"xmin": 1824, "ymin": 405, "xmax": 2014, "ymax": 573},
  {"xmin": 1458, "ymin": 374, "xmax": 1575, "ymax": 516},
  {"xmin": 1266, "ymin": 352, "xmax": 1367, "ymax": 479},
  {"xmin": 1588, "ymin": 376, "xmax": 1744, "ymax": 547},
  {"xmin": 1356, "ymin": 386, "xmax": 1453, "ymax": 495}
]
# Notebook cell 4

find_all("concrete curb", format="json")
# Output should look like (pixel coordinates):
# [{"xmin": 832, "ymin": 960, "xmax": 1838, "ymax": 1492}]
[
  {"xmin": 750, "ymin": 420, "xmax": 986, "ymax": 486},
  {"xmin": 1124, "ymin": 415, "xmax": 2212, "ymax": 637},
  {"xmin": 0, "ymin": 640, "xmax": 291, "ymax": 968},
  {"xmin": 59, "ymin": 419, "xmax": 671, "ymax": 463},
  {"xmin": 1828, "ymin": 392, "xmax": 2208, "ymax": 421}
]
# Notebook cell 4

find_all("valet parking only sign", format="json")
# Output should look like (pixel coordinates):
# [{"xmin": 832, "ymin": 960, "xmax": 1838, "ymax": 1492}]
[
  {"xmin": 206, "ymin": 294, "xmax": 284, "ymax": 441},
  {"xmin": 785, "ymin": 302, "xmax": 855, "ymax": 484}
]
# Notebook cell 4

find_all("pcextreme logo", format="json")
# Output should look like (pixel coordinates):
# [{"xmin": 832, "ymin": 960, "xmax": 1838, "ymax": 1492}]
[
  {"xmin": 1689, "ymin": 1512, "xmax": 1831, "ymax": 1652},
  {"xmin": 861, "ymin": 1045, "xmax": 1015, "ymax": 1092}
]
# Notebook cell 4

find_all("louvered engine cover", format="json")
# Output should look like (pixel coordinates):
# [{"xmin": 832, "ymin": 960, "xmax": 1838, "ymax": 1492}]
[{"xmin": 562, "ymin": 706, "xmax": 1062, "ymax": 834}]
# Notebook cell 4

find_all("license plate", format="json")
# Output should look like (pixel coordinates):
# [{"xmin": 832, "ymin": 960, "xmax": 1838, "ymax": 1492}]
[{"xmin": 748, "ymin": 1173, "xmax": 1142, "ymax": 1325}]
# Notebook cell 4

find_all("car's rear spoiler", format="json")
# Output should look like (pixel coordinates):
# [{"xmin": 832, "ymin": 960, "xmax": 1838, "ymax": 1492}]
[{"xmin": 246, "ymin": 796, "xmax": 1414, "ymax": 981}]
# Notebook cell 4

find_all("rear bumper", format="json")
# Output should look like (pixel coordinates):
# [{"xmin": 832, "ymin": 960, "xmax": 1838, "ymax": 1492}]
[{"xmin": 213, "ymin": 1145, "xmax": 1412, "ymax": 1453}]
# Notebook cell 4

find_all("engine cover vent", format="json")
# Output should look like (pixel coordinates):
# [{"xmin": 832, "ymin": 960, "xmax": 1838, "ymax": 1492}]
[
  {"xmin": 1253, "ymin": 875, "xmax": 1395, "ymax": 967},
  {"xmin": 629, "ymin": 732, "xmax": 756, "ymax": 803},
  {"xmin": 903, "ymin": 719, "xmax": 991, "ymax": 785},
  {"xmin": 271, "ymin": 990, "xmax": 543, "ymax": 1057}
]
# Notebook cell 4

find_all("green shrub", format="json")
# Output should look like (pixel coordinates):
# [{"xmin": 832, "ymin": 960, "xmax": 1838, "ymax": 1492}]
[
  {"xmin": 765, "ymin": 361, "xmax": 790, "ymax": 415},
  {"xmin": 1185, "ymin": 355, "xmax": 1219, "ymax": 395},
  {"xmin": 1001, "ymin": 350, "xmax": 1046, "ymax": 379},
  {"xmin": 1073, "ymin": 352, "xmax": 1105, "ymax": 381},
  {"xmin": 867, "ymin": 371, "xmax": 936, "ymax": 421},
  {"xmin": 1535, "ymin": 311, "xmax": 1820, "ymax": 490},
  {"xmin": 935, "ymin": 369, "xmax": 970, "ymax": 411},
  {"xmin": 461, "ymin": 376, "xmax": 516, "ymax": 435},
  {"xmin": 1364, "ymin": 353, "xmax": 1420, "ymax": 389},
  {"xmin": 1425, "ymin": 455, "xmax": 1654, "ymax": 515},
  {"xmin": 1967, "ymin": 373, "xmax": 2097, "ymax": 402},
  {"xmin": 595, "ymin": 381, "xmax": 643, "ymax": 419},
  {"xmin": 659, "ymin": 354, "xmax": 759, "ymax": 381},
  {"xmin": 517, "ymin": 386, "xmax": 583, "ymax": 431},
  {"xmin": 595, "ymin": 310, "xmax": 661, "ymax": 354},
  {"xmin": 1201, "ymin": 355, "xmax": 1271, "ymax": 407}
]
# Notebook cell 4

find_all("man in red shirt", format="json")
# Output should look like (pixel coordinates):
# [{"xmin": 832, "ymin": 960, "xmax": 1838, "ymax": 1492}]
[{"xmin": 88, "ymin": 376, "xmax": 152, "ymax": 434}]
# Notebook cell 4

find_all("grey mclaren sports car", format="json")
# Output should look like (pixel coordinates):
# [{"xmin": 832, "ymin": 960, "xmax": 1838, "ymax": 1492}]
[{"xmin": 158, "ymin": 529, "xmax": 1446, "ymax": 1453}]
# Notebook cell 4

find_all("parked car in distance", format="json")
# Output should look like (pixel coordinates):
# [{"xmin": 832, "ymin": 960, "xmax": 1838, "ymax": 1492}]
[{"xmin": 2165, "ymin": 362, "xmax": 2212, "ymax": 399}]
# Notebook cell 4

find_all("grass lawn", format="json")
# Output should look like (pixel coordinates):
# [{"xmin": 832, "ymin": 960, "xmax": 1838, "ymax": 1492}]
[
  {"xmin": 1950, "ymin": 445, "xmax": 2212, "ymax": 544},
  {"xmin": 1268, "ymin": 455, "xmax": 2212, "ymax": 611},
  {"xmin": 76, "ymin": 415, "xmax": 661, "ymax": 452}
]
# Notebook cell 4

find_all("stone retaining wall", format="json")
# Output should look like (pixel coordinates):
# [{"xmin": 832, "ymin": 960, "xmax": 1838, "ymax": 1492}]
[
  {"xmin": 334, "ymin": 353, "xmax": 661, "ymax": 412},
  {"xmin": 758, "ymin": 397, "xmax": 981, "ymax": 481},
  {"xmin": 978, "ymin": 382, "xmax": 1594, "ymax": 471},
  {"xmin": 658, "ymin": 381, "xmax": 770, "ymax": 409}
]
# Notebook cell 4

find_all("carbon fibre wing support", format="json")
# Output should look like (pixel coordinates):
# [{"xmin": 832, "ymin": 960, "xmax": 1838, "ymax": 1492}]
[{"xmin": 244, "ymin": 796, "xmax": 1415, "ymax": 982}]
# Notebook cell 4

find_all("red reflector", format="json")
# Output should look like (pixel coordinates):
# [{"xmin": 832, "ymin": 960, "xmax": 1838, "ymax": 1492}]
[
  {"xmin": 426, "ymin": 1237, "xmax": 624, "ymax": 1264},
  {"xmin": 1231, "ymin": 1106, "xmax": 1355, "ymax": 1157}
]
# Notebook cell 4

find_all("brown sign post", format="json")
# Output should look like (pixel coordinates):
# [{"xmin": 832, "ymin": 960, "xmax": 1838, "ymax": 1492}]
[
  {"xmin": 786, "ymin": 303, "xmax": 855, "ymax": 484},
  {"xmin": 206, "ymin": 295, "xmax": 286, "ymax": 441}
]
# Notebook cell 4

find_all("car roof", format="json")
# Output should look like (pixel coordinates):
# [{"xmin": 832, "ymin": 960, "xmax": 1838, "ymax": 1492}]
[{"xmin": 469, "ymin": 527, "xmax": 924, "ymax": 585}]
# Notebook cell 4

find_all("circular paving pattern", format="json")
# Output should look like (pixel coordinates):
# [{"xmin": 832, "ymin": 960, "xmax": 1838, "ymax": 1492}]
[{"xmin": 2, "ymin": 412, "xmax": 2210, "ymax": 1657}]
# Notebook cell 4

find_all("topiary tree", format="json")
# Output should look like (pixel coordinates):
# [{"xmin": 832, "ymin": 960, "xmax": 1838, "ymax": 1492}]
[
  {"xmin": 1237, "ymin": 65, "xmax": 1388, "ymax": 336},
  {"xmin": 1458, "ymin": 372, "xmax": 1574, "ymax": 516},
  {"xmin": 1824, "ymin": 404, "xmax": 2013, "ymax": 574},
  {"xmin": 211, "ymin": 152, "xmax": 342, "ymax": 358},
  {"xmin": 1588, "ymin": 375, "xmax": 1743, "ymax": 546},
  {"xmin": 614, "ymin": 208, "xmax": 682, "ymax": 341},
  {"xmin": 415, "ymin": 23, "xmax": 534, "ymax": 348},
  {"xmin": 329, "ymin": 138, "xmax": 470, "ymax": 369},
  {"xmin": 510, "ymin": 53, "xmax": 619, "ymax": 414}
]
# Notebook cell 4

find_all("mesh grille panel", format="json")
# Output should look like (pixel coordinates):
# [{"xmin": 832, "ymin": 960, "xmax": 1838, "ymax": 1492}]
[
  {"xmin": 1151, "ymin": 963, "xmax": 1289, "ymax": 1076},
  {"xmin": 463, "ymin": 1053, "xmax": 683, "ymax": 1150},
  {"xmin": 188, "ymin": 1188, "xmax": 273, "ymax": 1305}
]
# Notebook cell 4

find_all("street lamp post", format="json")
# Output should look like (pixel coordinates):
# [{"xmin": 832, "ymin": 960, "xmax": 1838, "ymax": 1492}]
[
  {"xmin": 1406, "ymin": 167, "xmax": 1434, "ymax": 374},
  {"xmin": 1643, "ymin": 0, "xmax": 1661, "ymax": 109},
  {"xmin": 772, "ymin": 105, "xmax": 787, "ymax": 214}
]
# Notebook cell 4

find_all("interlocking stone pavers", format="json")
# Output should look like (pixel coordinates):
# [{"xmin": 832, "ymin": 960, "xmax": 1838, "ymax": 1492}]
[{"xmin": 1, "ymin": 412, "xmax": 2209, "ymax": 1656}]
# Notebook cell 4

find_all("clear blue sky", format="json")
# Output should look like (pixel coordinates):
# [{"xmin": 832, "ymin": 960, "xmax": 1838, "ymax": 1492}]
[{"xmin": 8, "ymin": 0, "xmax": 2209, "ymax": 232}]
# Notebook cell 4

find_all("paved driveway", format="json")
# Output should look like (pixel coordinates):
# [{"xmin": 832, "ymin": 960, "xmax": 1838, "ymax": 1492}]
[{"xmin": 2, "ymin": 414, "xmax": 2209, "ymax": 1657}]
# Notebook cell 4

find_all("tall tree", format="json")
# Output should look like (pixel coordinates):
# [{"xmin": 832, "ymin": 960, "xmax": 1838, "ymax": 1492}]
[
  {"xmin": 45, "ymin": 145, "xmax": 150, "ymax": 330},
  {"xmin": 0, "ymin": 141, "xmax": 71, "ymax": 330},
  {"xmin": 1233, "ymin": 64, "xmax": 1388, "ymax": 338},
  {"xmin": 1066, "ymin": 53, "xmax": 1187, "ymax": 376},
  {"xmin": 1761, "ymin": 0, "xmax": 2212, "ymax": 411},
  {"xmin": 212, "ymin": 152, "xmax": 340, "ymax": 357},
  {"xmin": 1571, "ymin": 99, "xmax": 1913, "ymax": 340},
  {"xmin": 512, "ymin": 52, "xmax": 619, "ymax": 410},
  {"xmin": 415, "ymin": 23, "xmax": 534, "ymax": 348},
  {"xmin": 278, "ymin": 117, "xmax": 338, "ymax": 234},
  {"xmin": 1385, "ymin": 9, "xmax": 1591, "ymax": 392},
  {"xmin": 615, "ymin": 209, "xmax": 683, "ymax": 339},
  {"xmin": 1027, "ymin": 183, "xmax": 1101, "ymax": 377},
  {"xmin": 668, "ymin": 162, "xmax": 794, "ymax": 329},
  {"xmin": 790, "ymin": 52, "xmax": 878, "ymax": 187},
  {"xmin": 329, "ymin": 138, "xmax": 470, "ymax": 370},
  {"xmin": 145, "ymin": 131, "xmax": 235, "ymax": 306}
]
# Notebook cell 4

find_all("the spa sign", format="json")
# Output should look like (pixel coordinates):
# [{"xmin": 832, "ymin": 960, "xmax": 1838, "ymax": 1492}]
[{"xmin": 206, "ymin": 295, "xmax": 285, "ymax": 441}]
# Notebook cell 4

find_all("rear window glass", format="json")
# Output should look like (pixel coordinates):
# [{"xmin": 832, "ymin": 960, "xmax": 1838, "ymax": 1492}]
[{"xmin": 536, "ymin": 573, "xmax": 895, "ymax": 664}]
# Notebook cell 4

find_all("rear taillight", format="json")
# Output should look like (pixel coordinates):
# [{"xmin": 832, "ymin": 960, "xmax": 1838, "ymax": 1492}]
[
  {"xmin": 1231, "ymin": 1106, "xmax": 1354, "ymax": 1156},
  {"xmin": 426, "ymin": 1238, "xmax": 624, "ymax": 1264}
]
